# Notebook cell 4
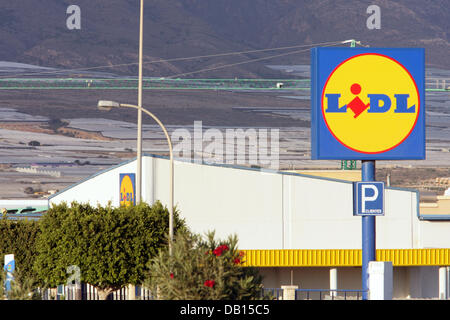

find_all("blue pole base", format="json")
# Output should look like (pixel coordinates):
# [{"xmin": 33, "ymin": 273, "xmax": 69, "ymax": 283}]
[{"xmin": 361, "ymin": 160, "xmax": 376, "ymax": 300}]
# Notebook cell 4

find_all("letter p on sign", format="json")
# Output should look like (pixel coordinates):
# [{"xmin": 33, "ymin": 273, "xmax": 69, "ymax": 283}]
[{"xmin": 354, "ymin": 182, "xmax": 385, "ymax": 216}]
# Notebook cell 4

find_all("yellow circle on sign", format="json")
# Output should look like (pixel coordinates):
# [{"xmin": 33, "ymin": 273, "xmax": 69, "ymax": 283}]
[{"xmin": 322, "ymin": 53, "xmax": 420, "ymax": 154}]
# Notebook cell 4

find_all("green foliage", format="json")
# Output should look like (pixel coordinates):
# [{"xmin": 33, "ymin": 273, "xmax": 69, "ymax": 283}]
[
  {"xmin": 34, "ymin": 201, "xmax": 185, "ymax": 298},
  {"xmin": 146, "ymin": 231, "xmax": 264, "ymax": 300},
  {"xmin": 0, "ymin": 270, "xmax": 4, "ymax": 299},
  {"xmin": 3, "ymin": 268, "xmax": 41, "ymax": 300},
  {"xmin": 0, "ymin": 217, "xmax": 41, "ymax": 287},
  {"xmin": 0, "ymin": 217, "xmax": 42, "ymax": 300}
]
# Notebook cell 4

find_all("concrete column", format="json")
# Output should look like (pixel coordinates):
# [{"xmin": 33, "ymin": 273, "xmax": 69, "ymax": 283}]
[
  {"xmin": 128, "ymin": 284, "xmax": 136, "ymax": 300},
  {"xmin": 439, "ymin": 267, "xmax": 448, "ymax": 300},
  {"xmin": 330, "ymin": 268, "xmax": 338, "ymax": 298},
  {"xmin": 74, "ymin": 283, "xmax": 82, "ymax": 300},
  {"xmin": 281, "ymin": 285, "xmax": 298, "ymax": 300},
  {"xmin": 368, "ymin": 261, "xmax": 393, "ymax": 300},
  {"xmin": 50, "ymin": 288, "xmax": 57, "ymax": 300}
]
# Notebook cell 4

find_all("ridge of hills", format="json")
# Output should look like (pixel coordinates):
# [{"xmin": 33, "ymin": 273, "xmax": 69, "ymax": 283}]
[{"xmin": 0, "ymin": 0, "xmax": 448, "ymax": 78}]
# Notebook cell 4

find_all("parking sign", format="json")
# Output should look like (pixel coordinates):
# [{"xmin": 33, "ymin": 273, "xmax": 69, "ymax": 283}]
[{"xmin": 354, "ymin": 182, "xmax": 385, "ymax": 216}]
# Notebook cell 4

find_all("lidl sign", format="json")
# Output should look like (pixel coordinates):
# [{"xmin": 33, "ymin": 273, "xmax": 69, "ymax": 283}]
[
  {"xmin": 119, "ymin": 173, "xmax": 136, "ymax": 206},
  {"xmin": 311, "ymin": 48, "xmax": 425, "ymax": 160}
]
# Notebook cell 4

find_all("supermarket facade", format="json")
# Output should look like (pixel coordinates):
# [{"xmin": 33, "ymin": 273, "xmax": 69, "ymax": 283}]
[{"xmin": 22, "ymin": 153, "xmax": 447, "ymax": 299}]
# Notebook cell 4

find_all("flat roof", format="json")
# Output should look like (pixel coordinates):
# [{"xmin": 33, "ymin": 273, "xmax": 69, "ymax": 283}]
[{"xmin": 49, "ymin": 153, "xmax": 421, "ymax": 199}]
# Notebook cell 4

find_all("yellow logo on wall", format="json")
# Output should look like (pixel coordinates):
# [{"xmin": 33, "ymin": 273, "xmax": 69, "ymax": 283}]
[
  {"xmin": 322, "ymin": 53, "xmax": 420, "ymax": 154},
  {"xmin": 119, "ymin": 173, "xmax": 136, "ymax": 207}
]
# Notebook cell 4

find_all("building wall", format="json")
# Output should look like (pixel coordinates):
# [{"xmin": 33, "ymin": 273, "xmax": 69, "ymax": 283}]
[
  {"xmin": 287, "ymin": 170, "xmax": 361, "ymax": 182},
  {"xmin": 258, "ymin": 266, "xmax": 439, "ymax": 299},
  {"xmin": 407, "ymin": 267, "xmax": 440, "ymax": 299},
  {"xmin": 167, "ymin": 160, "xmax": 284, "ymax": 249},
  {"xmin": 377, "ymin": 188, "xmax": 419, "ymax": 249},
  {"xmin": 50, "ymin": 159, "xmax": 137, "ymax": 207},
  {"xmin": 48, "ymin": 155, "xmax": 449, "ymax": 299},
  {"xmin": 418, "ymin": 220, "xmax": 450, "ymax": 248},
  {"xmin": 420, "ymin": 196, "xmax": 450, "ymax": 215},
  {"xmin": 50, "ymin": 155, "xmax": 429, "ymax": 251}
]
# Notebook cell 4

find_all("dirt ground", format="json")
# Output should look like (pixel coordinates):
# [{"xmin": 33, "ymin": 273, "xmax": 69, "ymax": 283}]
[
  {"xmin": 0, "ymin": 122, "xmax": 113, "ymax": 141},
  {"xmin": 0, "ymin": 89, "xmax": 308, "ymax": 127},
  {"xmin": 0, "ymin": 89, "xmax": 448, "ymax": 199},
  {"xmin": 377, "ymin": 167, "xmax": 450, "ymax": 199}
]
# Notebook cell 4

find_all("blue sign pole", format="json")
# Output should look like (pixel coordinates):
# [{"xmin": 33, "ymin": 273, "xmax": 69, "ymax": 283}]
[{"xmin": 361, "ymin": 160, "xmax": 376, "ymax": 300}]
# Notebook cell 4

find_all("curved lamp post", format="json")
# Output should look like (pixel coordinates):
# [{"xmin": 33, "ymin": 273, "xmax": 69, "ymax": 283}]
[{"xmin": 98, "ymin": 100, "xmax": 174, "ymax": 254}]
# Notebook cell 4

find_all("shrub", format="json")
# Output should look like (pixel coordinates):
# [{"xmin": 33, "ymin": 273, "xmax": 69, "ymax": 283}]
[
  {"xmin": 34, "ymin": 201, "xmax": 185, "ymax": 300},
  {"xmin": 146, "ymin": 231, "xmax": 264, "ymax": 300},
  {"xmin": 0, "ymin": 217, "xmax": 41, "ymax": 288}
]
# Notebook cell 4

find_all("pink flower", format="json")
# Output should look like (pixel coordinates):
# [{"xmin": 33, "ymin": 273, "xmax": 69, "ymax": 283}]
[
  {"xmin": 213, "ymin": 244, "xmax": 229, "ymax": 257},
  {"xmin": 204, "ymin": 280, "xmax": 215, "ymax": 288}
]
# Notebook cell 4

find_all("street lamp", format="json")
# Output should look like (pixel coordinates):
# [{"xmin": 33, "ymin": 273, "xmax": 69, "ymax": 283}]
[
  {"xmin": 137, "ymin": 0, "xmax": 144, "ymax": 205},
  {"xmin": 97, "ymin": 100, "xmax": 174, "ymax": 254}
]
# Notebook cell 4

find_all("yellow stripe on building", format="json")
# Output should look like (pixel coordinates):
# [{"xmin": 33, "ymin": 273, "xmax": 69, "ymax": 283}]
[{"xmin": 241, "ymin": 249, "xmax": 450, "ymax": 267}]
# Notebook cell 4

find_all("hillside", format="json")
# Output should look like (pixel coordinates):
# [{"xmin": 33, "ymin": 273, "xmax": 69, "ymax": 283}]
[{"xmin": 0, "ymin": 0, "xmax": 448, "ymax": 78}]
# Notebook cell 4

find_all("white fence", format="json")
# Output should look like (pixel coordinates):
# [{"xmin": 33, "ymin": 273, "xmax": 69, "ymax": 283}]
[{"xmin": 42, "ymin": 284, "xmax": 154, "ymax": 300}]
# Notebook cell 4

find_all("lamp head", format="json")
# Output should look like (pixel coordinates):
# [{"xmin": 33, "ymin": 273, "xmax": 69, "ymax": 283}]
[{"xmin": 97, "ymin": 100, "xmax": 120, "ymax": 111}]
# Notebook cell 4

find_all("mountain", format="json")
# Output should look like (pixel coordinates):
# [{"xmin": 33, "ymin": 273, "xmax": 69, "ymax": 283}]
[{"xmin": 0, "ymin": 0, "xmax": 448, "ymax": 78}]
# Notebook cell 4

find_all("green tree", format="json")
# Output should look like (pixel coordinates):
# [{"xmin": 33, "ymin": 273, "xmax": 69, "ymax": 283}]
[
  {"xmin": 146, "ymin": 231, "xmax": 264, "ymax": 300},
  {"xmin": 34, "ymin": 201, "xmax": 185, "ymax": 300},
  {"xmin": 0, "ymin": 269, "xmax": 4, "ymax": 299},
  {"xmin": 0, "ymin": 217, "xmax": 41, "ymax": 289},
  {"xmin": 2, "ymin": 268, "xmax": 41, "ymax": 300}
]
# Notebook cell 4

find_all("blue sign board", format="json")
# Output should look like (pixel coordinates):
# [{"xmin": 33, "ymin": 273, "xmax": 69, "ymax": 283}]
[
  {"xmin": 119, "ymin": 173, "xmax": 136, "ymax": 206},
  {"xmin": 354, "ymin": 182, "xmax": 385, "ymax": 216},
  {"xmin": 4, "ymin": 254, "xmax": 15, "ymax": 292},
  {"xmin": 311, "ymin": 47, "xmax": 425, "ymax": 160}
]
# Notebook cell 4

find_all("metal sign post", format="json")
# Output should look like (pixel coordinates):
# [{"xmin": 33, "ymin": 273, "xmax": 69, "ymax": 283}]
[
  {"xmin": 311, "ymin": 46, "xmax": 425, "ymax": 300},
  {"xmin": 361, "ymin": 160, "xmax": 376, "ymax": 300}
]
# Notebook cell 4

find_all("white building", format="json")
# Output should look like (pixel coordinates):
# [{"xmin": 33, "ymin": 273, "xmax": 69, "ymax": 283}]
[{"xmin": 47, "ymin": 154, "xmax": 450, "ymax": 299}]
